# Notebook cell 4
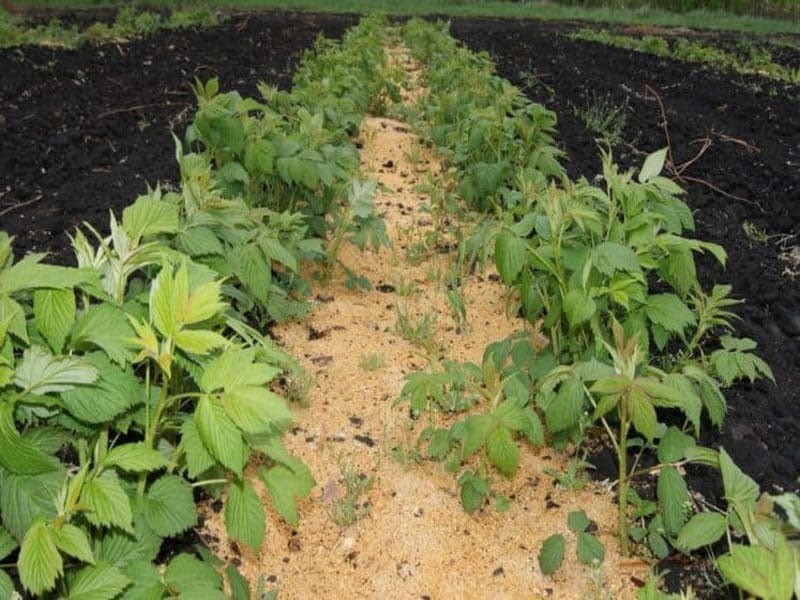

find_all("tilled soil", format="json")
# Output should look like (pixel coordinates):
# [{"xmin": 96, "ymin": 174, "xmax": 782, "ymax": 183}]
[
  {"xmin": 450, "ymin": 17, "xmax": 800, "ymax": 499},
  {"xmin": 0, "ymin": 11, "xmax": 356, "ymax": 263}
]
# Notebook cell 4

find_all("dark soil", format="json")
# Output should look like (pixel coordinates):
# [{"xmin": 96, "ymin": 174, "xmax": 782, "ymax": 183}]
[
  {"xmin": 0, "ymin": 11, "xmax": 356, "ymax": 264},
  {"xmin": 451, "ymin": 17, "xmax": 799, "ymax": 596}
]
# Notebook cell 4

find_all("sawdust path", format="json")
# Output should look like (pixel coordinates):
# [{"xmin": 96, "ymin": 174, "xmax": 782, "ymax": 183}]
[{"xmin": 202, "ymin": 46, "xmax": 645, "ymax": 600}]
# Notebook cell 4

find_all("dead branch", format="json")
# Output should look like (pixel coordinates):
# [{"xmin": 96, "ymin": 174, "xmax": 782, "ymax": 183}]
[
  {"xmin": 0, "ymin": 194, "xmax": 42, "ymax": 217},
  {"xmin": 97, "ymin": 102, "xmax": 191, "ymax": 119}
]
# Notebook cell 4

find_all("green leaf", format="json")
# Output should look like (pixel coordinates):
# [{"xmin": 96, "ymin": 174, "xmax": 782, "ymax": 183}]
[
  {"xmin": 18, "ymin": 519, "xmax": 62, "ymax": 596},
  {"xmin": 0, "ymin": 525, "xmax": 18, "ymax": 561},
  {"xmin": 563, "ymin": 288, "xmax": 596, "ymax": 329},
  {"xmin": 233, "ymin": 243, "xmax": 271, "ymax": 303},
  {"xmin": 54, "ymin": 523, "xmax": 95, "ymax": 565},
  {"xmin": 14, "ymin": 346, "xmax": 98, "ymax": 395},
  {"xmin": 458, "ymin": 471, "xmax": 491, "ymax": 514},
  {"xmin": 0, "ymin": 254, "xmax": 96, "ymax": 295},
  {"xmin": 103, "ymin": 443, "xmax": 168, "ymax": 473},
  {"xmin": 195, "ymin": 394, "xmax": 246, "ymax": 476},
  {"xmin": 120, "ymin": 560, "xmax": 165, "ymax": 600},
  {"xmin": 143, "ymin": 475, "xmax": 196, "ymax": 537},
  {"xmin": 576, "ymin": 532, "xmax": 605, "ymax": 566},
  {"xmin": 225, "ymin": 480, "xmax": 266, "ymax": 552},
  {"xmin": 628, "ymin": 390, "xmax": 658, "ymax": 443},
  {"xmin": 181, "ymin": 419, "xmax": 216, "ymax": 478},
  {"xmin": 495, "ymin": 232, "xmax": 527, "ymax": 285},
  {"xmin": 0, "ymin": 569, "xmax": 14, "ymax": 598},
  {"xmin": 638, "ymin": 147, "xmax": 668, "ymax": 183},
  {"xmin": 546, "ymin": 377, "xmax": 584, "ymax": 433},
  {"xmin": 34, "ymin": 288, "xmax": 75, "ymax": 353},
  {"xmin": 175, "ymin": 328, "xmax": 228, "ymax": 355},
  {"xmin": 0, "ymin": 402, "xmax": 58, "ymax": 475},
  {"xmin": 645, "ymin": 294, "xmax": 696, "ymax": 334},
  {"xmin": 164, "ymin": 553, "xmax": 223, "ymax": 596},
  {"xmin": 62, "ymin": 353, "xmax": 142, "ymax": 424},
  {"xmin": 717, "ymin": 540, "xmax": 795, "ymax": 600},
  {"xmin": 720, "ymin": 448, "xmax": 759, "ymax": 513},
  {"xmin": 486, "ymin": 426, "xmax": 519, "ymax": 477},
  {"xmin": 593, "ymin": 242, "xmax": 641, "ymax": 276},
  {"xmin": 260, "ymin": 459, "xmax": 314, "ymax": 525},
  {"xmin": 657, "ymin": 466, "xmax": 688, "ymax": 536},
  {"xmin": 567, "ymin": 510, "xmax": 590, "ymax": 533},
  {"xmin": 221, "ymin": 389, "xmax": 292, "ymax": 436},
  {"xmin": 461, "ymin": 413, "xmax": 494, "ymax": 459},
  {"xmin": 94, "ymin": 519, "xmax": 161, "ymax": 569},
  {"xmin": 123, "ymin": 196, "xmax": 179, "ymax": 240},
  {"xmin": 71, "ymin": 303, "xmax": 135, "ymax": 365},
  {"xmin": 675, "ymin": 512, "xmax": 727, "ymax": 551},
  {"xmin": 69, "ymin": 562, "xmax": 131, "ymax": 600},
  {"xmin": 657, "ymin": 427, "xmax": 695, "ymax": 464},
  {"xmin": 226, "ymin": 564, "xmax": 250, "ymax": 600},
  {"xmin": 0, "ymin": 469, "xmax": 65, "ymax": 539},
  {"xmin": 81, "ymin": 472, "xmax": 134, "ymax": 533},
  {"xmin": 538, "ymin": 534, "xmax": 565, "ymax": 575}
]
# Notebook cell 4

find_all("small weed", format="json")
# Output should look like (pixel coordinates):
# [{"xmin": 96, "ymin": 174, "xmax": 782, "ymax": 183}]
[
  {"xmin": 394, "ymin": 307, "xmax": 440, "ymax": 355},
  {"xmin": 394, "ymin": 276, "xmax": 417, "ymax": 297},
  {"xmin": 359, "ymin": 353, "xmax": 386, "ymax": 371},
  {"xmin": 544, "ymin": 456, "xmax": 593, "ymax": 491},
  {"xmin": 328, "ymin": 463, "xmax": 375, "ymax": 528},
  {"xmin": 576, "ymin": 93, "xmax": 628, "ymax": 147}
]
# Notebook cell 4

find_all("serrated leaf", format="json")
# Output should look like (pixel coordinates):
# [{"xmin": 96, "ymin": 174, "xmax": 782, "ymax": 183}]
[
  {"xmin": 181, "ymin": 419, "xmax": 216, "ymax": 477},
  {"xmin": 639, "ymin": 147, "xmax": 668, "ymax": 183},
  {"xmin": 657, "ymin": 427, "xmax": 695, "ymax": 464},
  {"xmin": 461, "ymin": 413, "xmax": 494, "ymax": 459},
  {"xmin": 14, "ymin": 346, "xmax": 98, "ymax": 396},
  {"xmin": 629, "ymin": 390, "xmax": 658, "ymax": 443},
  {"xmin": 486, "ymin": 426, "xmax": 519, "ymax": 477},
  {"xmin": 538, "ymin": 534, "xmax": 565, "ymax": 575},
  {"xmin": 120, "ymin": 560, "xmax": 165, "ymax": 600},
  {"xmin": 225, "ymin": 480, "xmax": 265, "ymax": 551},
  {"xmin": 103, "ymin": 443, "xmax": 168, "ymax": 473},
  {"xmin": 576, "ymin": 532, "xmax": 605, "ymax": 565},
  {"xmin": 593, "ymin": 242, "xmax": 641, "ymax": 276},
  {"xmin": 71, "ymin": 303, "xmax": 135, "ymax": 365},
  {"xmin": 233, "ymin": 243, "xmax": 271, "ymax": 303},
  {"xmin": 717, "ymin": 540, "xmax": 794, "ymax": 600},
  {"xmin": 546, "ymin": 377, "xmax": 584, "ymax": 433},
  {"xmin": 69, "ymin": 562, "xmax": 131, "ymax": 600},
  {"xmin": 0, "ymin": 254, "xmax": 96, "ymax": 295},
  {"xmin": 0, "ymin": 469, "xmax": 65, "ymax": 540},
  {"xmin": 563, "ymin": 288, "xmax": 596, "ymax": 329},
  {"xmin": 175, "ymin": 329, "xmax": 228, "ymax": 355},
  {"xmin": 720, "ymin": 448, "xmax": 759, "ymax": 513},
  {"xmin": 143, "ymin": 475, "xmax": 196, "ymax": 537},
  {"xmin": 62, "ymin": 353, "xmax": 142, "ymax": 424},
  {"xmin": 658, "ymin": 466, "xmax": 688, "ymax": 536},
  {"xmin": 645, "ymin": 294, "xmax": 696, "ymax": 334},
  {"xmin": 0, "ymin": 569, "xmax": 14, "ymax": 598},
  {"xmin": 0, "ymin": 402, "xmax": 58, "ymax": 475},
  {"xmin": 18, "ymin": 519, "xmax": 62, "ymax": 596},
  {"xmin": 458, "ymin": 471, "xmax": 491, "ymax": 514},
  {"xmin": 568, "ymin": 510, "xmax": 590, "ymax": 533},
  {"xmin": 675, "ymin": 512, "xmax": 727, "ymax": 551},
  {"xmin": 34, "ymin": 288, "xmax": 75, "ymax": 353},
  {"xmin": 54, "ymin": 523, "xmax": 95, "ymax": 565},
  {"xmin": 260, "ymin": 459, "xmax": 314, "ymax": 525},
  {"xmin": 195, "ymin": 395, "xmax": 246, "ymax": 476},
  {"xmin": 164, "ymin": 553, "xmax": 223, "ymax": 597},
  {"xmin": 221, "ymin": 388, "xmax": 292, "ymax": 436},
  {"xmin": 94, "ymin": 519, "xmax": 161, "ymax": 569},
  {"xmin": 81, "ymin": 472, "xmax": 134, "ymax": 533},
  {"xmin": 122, "ymin": 196, "xmax": 179, "ymax": 240},
  {"xmin": 0, "ymin": 525, "xmax": 17, "ymax": 561},
  {"xmin": 495, "ymin": 232, "xmax": 527, "ymax": 285}
]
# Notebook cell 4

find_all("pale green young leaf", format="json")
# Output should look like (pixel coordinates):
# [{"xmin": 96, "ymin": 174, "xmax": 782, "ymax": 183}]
[
  {"xmin": 122, "ymin": 196, "xmax": 179, "ymax": 241},
  {"xmin": 576, "ymin": 532, "xmax": 605, "ymax": 566},
  {"xmin": 80, "ymin": 472, "xmax": 134, "ymax": 533},
  {"xmin": 181, "ymin": 419, "xmax": 216, "ymax": 478},
  {"xmin": 149, "ymin": 264, "xmax": 178, "ymax": 338},
  {"xmin": 18, "ymin": 518, "xmax": 62, "ymax": 596},
  {"xmin": 717, "ymin": 541, "xmax": 795, "ymax": 600},
  {"xmin": 0, "ymin": 254, "xmax": 96, "ymax": 295},
  {"xmin": 494, "ymin": 232, "xmax": 526, "ymax": 285},
  {"xmin": 657, "ymin": 466, "xmax": 689, "ymax": 536},
  {"xmin": 225, "ymin": 480, "xmax": 266, "ymax": 551},
  {"xmin": 181, "ymin": 280, "xmax": 225, "ymax": 326},
  {"xmin": 486, "ymin": 426, "xmax": 519, "ymax": 477},
  {"xmin": 195, "ymin": 395, "xmax": 246, "ymax": 476},
  {"xmin": 221, "ymin": 389, "xmax": 292, "ymax": 435},
  {"xmin": 102, "ymin": 443, "xmax": 168, "ymax": 473},
  {"xmin": 71, "ymin": 303, "xmax": 135, "ymax": 365},
  {"xmin": 175, "ymin": 329, "xmax": 228, "ymax": 355},
  {"xmin": 260, "ymin": 459, "xmax": 314, "ymax": 526},
  {"xmin": 14, "ymin": 346, "xmax": 98, "ymax": 396},
  {"xmin": 34, "ymin": 288, "xmax": 76, "ymax": 353},
  {"xmin": 143, "ymin": 475, "xmax": 196, "ymax": 537},
  {"xmin": 69, "ymin": 562, "xmax": 131, "ymax": 600},
  {"xmin": 538, "ymin": 534, "xmax": 565, "ymax": 575},
  {"xmin": 54, "ymin": 523, "xmax": 95, "ymax": 565},
  {"xmin": 675, "ymin": 512, "xmax": 727, "ymax": 551},
  {"xmin": 638, "ymin": 147, "xmax": 668, "ymax": 183}
]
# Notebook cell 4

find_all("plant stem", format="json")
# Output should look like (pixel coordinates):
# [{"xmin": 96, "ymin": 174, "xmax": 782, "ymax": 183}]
[{"xmin": 617, "ymin": 404, "xmax": 630, "ymax": 557}]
